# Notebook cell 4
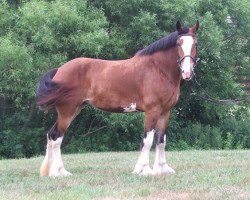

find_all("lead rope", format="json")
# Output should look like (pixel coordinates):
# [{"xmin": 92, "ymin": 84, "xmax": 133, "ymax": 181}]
[{"xmin": 189, "ymin": 75, "xmax": 250, "ymax": 105}]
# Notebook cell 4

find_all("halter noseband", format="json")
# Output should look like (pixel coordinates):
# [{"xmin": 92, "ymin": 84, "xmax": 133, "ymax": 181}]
[{"xmin": 176, "ymin": 34, "xmax": 200, "ymax": 77}]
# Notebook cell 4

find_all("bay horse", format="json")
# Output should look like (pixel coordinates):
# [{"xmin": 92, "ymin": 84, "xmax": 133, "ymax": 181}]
[{"xmin": 36, "ymin": 20, "xmax": 199, "ymax": 176}]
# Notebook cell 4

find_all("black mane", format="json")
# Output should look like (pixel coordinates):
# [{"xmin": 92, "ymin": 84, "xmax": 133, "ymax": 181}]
[{"xmin": 136, "ymin": 27, "xmax": 189, "ymax": 56}]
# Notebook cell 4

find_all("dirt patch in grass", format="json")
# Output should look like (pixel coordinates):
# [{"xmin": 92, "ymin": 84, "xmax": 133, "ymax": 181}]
[
  {"xmin": 138, "ymin": 190, "xmax": 190, "ymax": 200},
  {"xmin": 95, "ymin": 191, "xmax": 190, "ymax": 200}
]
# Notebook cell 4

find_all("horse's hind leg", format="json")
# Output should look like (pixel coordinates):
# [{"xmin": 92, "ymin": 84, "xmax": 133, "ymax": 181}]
[
  {"xmin": 40, "ymin": 103, "xmax": 81, "ymax": 177},
  {"xmin": 40, "ymin": 135, "xmax": 70, "ymax": 176}
]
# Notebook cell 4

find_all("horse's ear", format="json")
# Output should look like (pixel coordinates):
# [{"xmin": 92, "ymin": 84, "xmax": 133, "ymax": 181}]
[
  {"xmin": 191, "ymin": 20, "xmax": 199, "ymax": 33},
  {"xmin": 176, "ymin": 20, "xmax": 182, "ymax": 32}
]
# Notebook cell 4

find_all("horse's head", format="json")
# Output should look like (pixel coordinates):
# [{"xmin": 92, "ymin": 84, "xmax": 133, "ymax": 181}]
[{"xmin": 176, "ymin": 21, "xmax": 199, "ymax": 81}]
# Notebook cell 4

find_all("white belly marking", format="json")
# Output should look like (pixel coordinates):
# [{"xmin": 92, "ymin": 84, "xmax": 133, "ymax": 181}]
[{"xmin": 123, "ymin": 103, "xmax": 137, "ymax": 112}]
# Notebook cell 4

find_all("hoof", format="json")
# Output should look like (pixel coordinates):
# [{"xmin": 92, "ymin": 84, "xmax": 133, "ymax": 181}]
[
  {"xmin": 49, "ymin": 167, "xmax": 72, "ymax": 177},
  {"xmin": 152, "ymin": 164, "xmax": 175, "ymax": 175},
  {"xmin": 133, "ymin": 165, "xmax": 153, "ymax": 176},
  {"xmin": 60, "ymin": 168, "xmax": 72, "ymax": 176}
]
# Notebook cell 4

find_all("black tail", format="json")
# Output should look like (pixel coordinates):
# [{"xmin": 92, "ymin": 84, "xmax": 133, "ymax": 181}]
[{"xmin": 36, "ymin": 69, "xmax": 71, "ymax": 112}]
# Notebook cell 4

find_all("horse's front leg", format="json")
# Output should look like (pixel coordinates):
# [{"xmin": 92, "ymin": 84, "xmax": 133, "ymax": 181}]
[
  {"xmin": 152, "ymin": 134, "xmax": 175, "ymax": 175},
  {"xmin": 133, "ymin": 110, "xmax": 160, "ymax": 176},
  {"xmin": 133, "ymin": 129, "xmax": 155, "ymax": 176},
  {"xmin": 152, "ymin": 112, "xmax": 175, "ymax": 175}
]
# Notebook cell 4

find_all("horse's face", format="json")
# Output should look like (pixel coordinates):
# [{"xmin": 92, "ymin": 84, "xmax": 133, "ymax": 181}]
[{"xmin": 176, "ymin": 21, "xmax": 199, "ymax": 80}]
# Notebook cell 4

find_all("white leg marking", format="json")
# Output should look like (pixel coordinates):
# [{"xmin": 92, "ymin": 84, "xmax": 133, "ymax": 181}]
[
  {"xmin": 133, "ymin": 129, "xmax": 155, "ymax": 176},
  {"xmin": 153, "ymin": 135, "xmax": 175, "ymax": 175},
  {"xmin": 123, "ymin": 103, "xmax": 137, "ymax": 112},
  {"xmin": 47, "ymin": 136, "xmax": 72, "ymax": 176}
]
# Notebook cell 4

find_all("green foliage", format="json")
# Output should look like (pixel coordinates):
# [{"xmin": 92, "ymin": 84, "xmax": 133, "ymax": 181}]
[
  {"xmin": 16, "ymin": 0, "xmax": 108, "ymax": 60},
  {"xmin": 0, "ymin": 1, "xmax": 14, "ymax": 35},
  {"xmin": 0, "ymin": 0, "xmax": 249, "ymax": 158},
  {"xmin": 128, "ymin": 11, "xmax": 162, "ymax": 52},
  {"xmin": 220, "ymin": 116, "xmax": 250, "ymax": 149},
  {"xmin": 63, "ymin": 107, "xmax": 143, "ymax": 153},
  {"xmin": 0, "ymin": 36, "xmax": 33, "ymax": 106},
  {"xmin": 178, "ymin": 123, "xmax": 223, "ymax": 150}
]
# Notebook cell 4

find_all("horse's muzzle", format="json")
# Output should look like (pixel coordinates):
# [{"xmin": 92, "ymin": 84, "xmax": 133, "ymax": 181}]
[{"xmin": 181, "ymin": 70, "xmax": 195, "ymax": 81}]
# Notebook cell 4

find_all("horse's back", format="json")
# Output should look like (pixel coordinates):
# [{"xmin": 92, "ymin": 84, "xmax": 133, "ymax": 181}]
[
  {"xmin": 52, "ymin": 58, "xmax": 94, "ymax": 84},
  {"xmin": 52, "ymin": 57, "xmax": 131, "ymax": 82}
]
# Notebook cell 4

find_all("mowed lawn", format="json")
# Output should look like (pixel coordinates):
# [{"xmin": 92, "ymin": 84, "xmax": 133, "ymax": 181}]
[{"xmin": 0, "ymin": 150, "xmax": 249, "ymax": 200}]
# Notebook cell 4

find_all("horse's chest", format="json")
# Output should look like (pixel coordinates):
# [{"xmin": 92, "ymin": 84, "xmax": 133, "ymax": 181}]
[{"xmin": 162, "ymin": 87, "xmax": 180, "ymax": 108}]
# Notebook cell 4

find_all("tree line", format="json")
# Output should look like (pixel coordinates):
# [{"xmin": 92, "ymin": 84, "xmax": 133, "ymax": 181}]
[{"xmin": 0, "ymin": 0, "xmax": 249, "ymax": 158}]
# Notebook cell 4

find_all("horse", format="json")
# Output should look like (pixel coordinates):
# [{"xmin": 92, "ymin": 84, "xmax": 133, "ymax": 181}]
[{"xmin": 36, "ymin": 20, "xmax": 199, "ymax": 176}]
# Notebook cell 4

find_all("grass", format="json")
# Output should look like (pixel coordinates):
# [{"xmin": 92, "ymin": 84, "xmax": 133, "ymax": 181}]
[{"xmin": 0, "ymin": 150, "xmax": 249, "ymax": 200}]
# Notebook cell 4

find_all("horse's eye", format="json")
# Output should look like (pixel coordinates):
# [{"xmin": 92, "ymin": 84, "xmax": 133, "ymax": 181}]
[{"xmin": 177, "ymin": 42, "xmax": 182, "ymax": 47}]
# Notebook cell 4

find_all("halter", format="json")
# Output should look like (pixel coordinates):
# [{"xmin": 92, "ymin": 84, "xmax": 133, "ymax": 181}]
[{"xmin": 176, "ymin": 34, "xmax": 200, "ymax": 78}]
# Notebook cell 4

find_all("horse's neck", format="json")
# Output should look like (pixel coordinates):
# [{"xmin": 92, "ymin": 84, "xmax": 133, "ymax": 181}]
[{"xmin": 148, "ymin": 47, "xmax": 181, "ymax": 86}]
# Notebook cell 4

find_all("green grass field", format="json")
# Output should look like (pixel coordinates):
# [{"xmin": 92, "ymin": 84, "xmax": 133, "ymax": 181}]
[{"xmin": 0, "ymin": 150, "xmax": 249, "ymax": 200}]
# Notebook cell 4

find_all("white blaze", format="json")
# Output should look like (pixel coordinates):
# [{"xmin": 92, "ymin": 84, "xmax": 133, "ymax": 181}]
[{"xmin": 180, "ymin": 36, "xmax": 194, "ymax": 78}]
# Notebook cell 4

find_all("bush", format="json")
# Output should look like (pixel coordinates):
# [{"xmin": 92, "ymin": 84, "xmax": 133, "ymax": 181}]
[
  {"xmin": 63, "ymin": 107, "xmax": 144, "ymax": 153},
  {"xmin": 220, "ymin": 117, "xmax": 250, "ymax": 149},
  {"xmin": 170, "ymin": 122, "xmax": 223, "ymax": 150}
]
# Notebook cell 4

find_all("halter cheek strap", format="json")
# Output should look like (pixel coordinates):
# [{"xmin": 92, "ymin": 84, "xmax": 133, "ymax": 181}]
[{"xmin": 177, "ymin": 55, "xmax": 200, "ymax": 68}]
